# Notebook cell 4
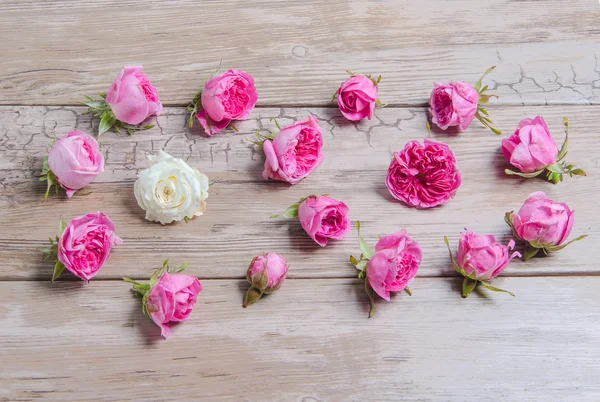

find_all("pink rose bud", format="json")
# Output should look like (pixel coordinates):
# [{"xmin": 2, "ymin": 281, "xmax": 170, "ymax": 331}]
[
  {"xmin": 50, "ymin": 212, "xmax": 122, "ymax": 282},
  {"xmin": 506, "ymin": 191, "xmax": 586, "ymax": 260},
  {"xmin": 336, "ymin": 74, "xmax": 380, "ymax": 121},
  {"xmin": 124, "ymin": 261, "xmax": 202, "ymax": 339},
  {"xmin": 45, "ymin": 130, "xmax": 104, "ymax": 199},
  {"xmin": 192, "ymin": 69, "xmax": 258, "ymax": 136},
  {"xmin": 244, "ymin": 253, "xmax": 288, "ymax": 307},
  {"xmin": 261, "ymin": 116, "xmax": 324, "ymax": 184},
  {"xmin": 106, "ymin": 66, "xmax": 162, "ymax": 125},
  {"xmin": 386, "ymin": 139, "xmax": 461, "ymax": 208}
]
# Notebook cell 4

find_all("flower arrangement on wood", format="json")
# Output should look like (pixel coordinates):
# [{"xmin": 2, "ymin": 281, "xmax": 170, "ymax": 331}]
[
  {"xmin": 40, "ymin": 212, "xmax": 122, "ymax": 282},
  {"xmin": 40, "ymin": 130, "xmax": 104, "ymax": 199},
  {"xmin": 187, "ymin": 68, "xmax": 258, "ymax": 136},
  {"xmin": 124, "ymin": 260, "xmax": 202, "ymax": 339},
  {"xmin": 505, "ymin": 192, "xmax": 587, "ymax": 260},
  {"xmin": 503, "ymin": 117, "xmax": 586, "ymax": 183},
  {"xmin": 444, "ymin": 230, "xmax": 520, "ymax": 298},
  {"xmin": 350, "ymin": 222, "xmax": 422, "ymax": 318},
  {"xmin": 271, "ymin": 195, "xmax": 350, "ymax": 247},
  {"xmin": 429, "ymin": 66, "xmax": 500, "ymax": 134},
  {"xmin": 243, "ymin": 253, "xmax": 288, "ymax": 307},
  {"xmin": 82, "ymin": 66, "xmax": 161, "ymax": 135},
  {"xmin": 333, "ymin": 71, "xmax": 384, "ymax": 121},
  {"xmin": 134, "ymin": 150, "xmax": 209, "ymax": 225}
]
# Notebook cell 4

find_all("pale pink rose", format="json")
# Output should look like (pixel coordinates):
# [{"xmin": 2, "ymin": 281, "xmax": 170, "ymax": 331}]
[
  {"xmin": 386, "ymin": 139, "xmax": 461, "ymax": 208},
  {"xmin": 337, "ymin": 75, "xmax": 378, "ymax": 121},
  {"xmin": 262, "ymin": 116, "xmax": 324, "ymax": 184},
  {"xmin": 298, "ymin": 195, "xmax": 350, "ymax": 247},
  {"xmin": 57, "ymin": 212, "xmax": 123, "ymax": 282},
  {"xmin": 146, "ymin": 272, "xmax": 202, "ymax": 338},
  {"xmin": 106, "ymin": 66, "xmax": 162, "ymax": 125},
  {"xmin": 502, "ymin": 116, "xmax": 558, "ymax": 173},
  {"xmin": 511, "ymin": 192, "xmax": 574, "ymax": 247},
  {"xmin": 456, "ymin": 230, "xmax": 520, "ymax": 281},
  {"xmin": 366, "ymin": 231, "xmax": 422, "ymax": 301},
  {"xmin": 47, "ymin": 130, "xmax": 104, "ymax": 198},
  {"xmin": 244, "ymin": 252, "xmax": 288, "ymax": 307},
  {"xmin": 429, "ymin": 82, "xmax": 479, "ymax": 131},
  {"xmin": 198, "ymin": 69, "xmax": 258, "ymax": 136}
]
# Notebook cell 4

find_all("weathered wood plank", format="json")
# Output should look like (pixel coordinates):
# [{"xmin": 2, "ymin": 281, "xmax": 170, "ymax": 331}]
[
  {"xmin": 0, "ymin": 106, "xmax": 597, "ymax": 279},
  {"xmin": 0, "ymin": 0, "xmax": 598, "ymax": 106},
  {"xmin": 1, "ymin": 278, "xmax": 599, "ymax": 401}
]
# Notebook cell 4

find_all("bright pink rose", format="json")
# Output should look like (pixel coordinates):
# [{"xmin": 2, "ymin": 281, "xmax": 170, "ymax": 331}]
[
  {"xmin": 502, "ymin": 116, "xmax": 558, "ymax": 173},
  {"xmin": 386, "ymin": 139, "xmax": 461, "ymax": 208},
  {"xmin": 429, "ymin": 82, "xmax": 479, "ymax": 131},
  {"xmin": 106, "ymin": 66, "xmax": 162, "ymax": 125},
  {"xmin": 244, "ymin": 252, "xmax": 288, "ymax": 307},
  {"xmin": 47, "ymin": 130, "xmax": 104, "ymax": 198},
  {"xmin": 337, "ymin": 75, "xmax": 378, "ymax": 121},
  {"xmin": 146, "ymin": 272, "xmax": 202, "ymax": 338},
  {"xmin": 298, "ymin": 195, "xmax": 350, "ymax": 247},
  {"xmin": 366, "ymin": 231, "xmax": 422, "ymax": 301},
  {"xmin": 511, "ymin": 192, "xmax": 574, "ymax": 247},
  {"xmin": 198, "ymin": 69, "xmax": 258, "ymax": 136},
  {"xmin": 456, "ymin": 230, "xmax": 520, "ymax": 281},
  {"xmin": 57, "ymin": 212, "xmax": 123, "ymax": 282},
  {"xmin": 262, "ymin": 116, "xmax": 324, "ymax": 184}
]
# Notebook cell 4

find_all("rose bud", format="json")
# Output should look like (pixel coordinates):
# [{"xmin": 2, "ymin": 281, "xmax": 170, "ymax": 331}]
[
  {"xmin": 386, "ymin": 139, "xmax": 461, "ymax": 208},
  {"xmin": 503, "ymin": 117, "xmax": 586, "ymax": 183},
  {"xmin": 187, "ymin": 69, "xmax": 258, "ymax": 136},
  {"xmin": 257, "ymin": 116, "xmax": 324, "ymax": 184},
  {"xmin": 244, "ymin": 253, "xmax": 288, "ymax": 308},
  {"xmin": 429, "ymin": 66, "xmax": 500, "ymax": 134},
  {"xmin": 505, "ymin": 191, "xmax": 587, "ymax": 260},
  {"xmin": 40, "ymin": 212, "xmax": 123, "ymax": 282},
  {"xmin": 350, "ymin": 222, "xmax": 421, "ymax": 318},
  {"xmin": 42, "ymin": 130, "xmax": 104, "ymax": 199},
  {"xmin": 335, "ymin": 72, "xmax": 381, "ymax": 121},
  {"xmin": 134, "ymin": 150, "xmax": 209, "ymax": 225},
  {"xmin": 271, "ymin": 195, "xmax": 351, "ymax": 247},
  {"xmin": 124, "ymin": 260, "xmax": 202, "ymax": 339}
]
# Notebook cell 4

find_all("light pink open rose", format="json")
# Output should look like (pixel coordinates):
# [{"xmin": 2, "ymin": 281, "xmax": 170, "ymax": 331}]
[
  {"xmin": 456, "ymin": 230, "xmax": 520, "ymax": 281},
  {"xmin": 106, "ymin": 66, "xmax": 162, "ymax": 125},
  {"xmin": 502, "ymin": 116, "xmax": 558, "ymax": 173}
]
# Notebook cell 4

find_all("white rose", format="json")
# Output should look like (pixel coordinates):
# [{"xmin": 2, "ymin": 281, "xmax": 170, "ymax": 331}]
[{"xmin": 134, "ymin": 150, "xmax": 209, "ymax": 225}]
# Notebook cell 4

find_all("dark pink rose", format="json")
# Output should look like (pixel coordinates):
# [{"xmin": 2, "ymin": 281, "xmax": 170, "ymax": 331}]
[
  {"xmin": 366, "ymin": 231, "xmax": 422, "ymax": 301},
  {"xmin": 106, "ymin": 66, "xmax": 162, "ymax": 125},
  {"xmin": 337, "ymin": 75, "xmax": 378, "ymax": 121},
  {"xmin": 386, "ymin": 139, "xmax": 461, "ymax": 208},
  {"xmin": 262, "ymin": 116, "xmax": 324, "ymax": 184},
  {"xmin": 57, "ymin": 212, "xmax": 122, "ymax": 282},
  {"xmin": 456, "ymin": 230, "xmax": 520, "ymax": 281},
  {"xmin": 429, "ymin": 82, "xmax": 478, "ymax": 131},
  {"xmin": 244, "ymin": 253, "xmax": 288, "ymax": 307},
  {"xmin": 502, "ymin": 116, "xmax": 558, "ymax": 173},
  {"xmin": 298, "ymin": 195, "xmax": 350, "ymax": 247}
]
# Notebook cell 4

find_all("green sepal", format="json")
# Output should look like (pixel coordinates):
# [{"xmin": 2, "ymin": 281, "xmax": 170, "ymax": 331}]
[
  {"xmin": 250, "ymin": 267, "xmax": 269, "ymax": 292},
  {"xmin": 404, "ymin": 286, "xmax": 412, "ymax": 296},
  {"xmin": 479, "ymin": 281, "xmax": 515, "ymax": 297},
  {"xmin": 504, "ymin": 168, "xmax": 544, "ymax": 179},
  {"xmin": 356, "ymin": 221, "xmax": 375, "ymax": 260},
  {"xmin": 364, "ymin": 277, "xmax": 376, "ymax": 318},
  {"xmin": 247, "ymin": 129, "xmax": 277, "ymax": 147},
  {"xmin": 270, "ymin": 203, "xmax": 300, "ymax": 219},
  {"xmin": 444, "ymin": 236, "xmax": 467, "ymax": 277},
  {"xmin": 39, "ymin": 158, "xmax": 59, "ymax": 199},
  {"xmin": 58, "ymin": 219, "xmax": 68, "ymax": 237},
  {"xmin": 474, "ymin": 66, "xmax": 496, "ymax": 92},
  {"xmin": 462, "ymin": 277, "xmax": 477, "ymax": 298},
  {"xmin": 543, "ymin": 234, "xmax": 587, "ymax": 253},
  {"xmin": 243, "ymin": 286, "xmax": 263, "ymax": 308},
  {"xmin": 52, "ymin": 260, "xmax": 66, "ymax": 282},
  {"xmin": 356, "ymin": 259, "xmax": 367, "ymax": 272},
  {"xmin": 523, "ymin": 244, "xmax": 541, "ymax": 261}
]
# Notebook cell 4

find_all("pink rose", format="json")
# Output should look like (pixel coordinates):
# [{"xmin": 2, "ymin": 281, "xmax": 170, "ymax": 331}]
[
  {"xmin": 262, "ymin": 116, "xmax": 324, "ymax": 184},
  {"xmin": 146, "ymin": 272, "xmax": 203, "ymax": 338},
  {"xmin": 244, "ymin": 252, "xmax": 288, "ymax": 307},
  {"xmin": 386, "ymin": 139, "xmax": 462, "ymax": 208},
  {"xmin": 456, "ymin": 230, "xmax": 520, "ymax": 281},
  {"xmin": 298, "ymin": 195, "xmax": 350, "ymax": 247},
  {"xmin": 429, "ymin": 82, "xmax": 478, "ymax": 131},
  {"xmin": 106, "ymin": 66, "xmax": 162, "ymax": 125},
  {"xmin": 502, "ymin": 116, "xmax": 558, "ymax": 173},
  {"xmin": 197, "ymin": 69, "xmax": 258, "ymax": 136},
  {"xmin": 57, "ymin": 212, "xmax": 123, "ymax": 282},
  {"xmin": 366, "ymin": 231, "xmax": 422, "ymax": 301},
  {"xmin": 47, "ymin": 130, "xmax": 104, "ymax": 198},
  {"xmin": 336, "ymin": 75, "xmax": 378, "ymax": 121}
]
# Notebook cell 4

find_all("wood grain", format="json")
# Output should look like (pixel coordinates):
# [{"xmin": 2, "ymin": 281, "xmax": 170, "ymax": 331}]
[
  {"xmin": 0, "ymin": 0, "xmax": 599, "ymax": 106},
  {"xmin": 1, "ymin": 277, "xmax": 599, "ymax": 401}
]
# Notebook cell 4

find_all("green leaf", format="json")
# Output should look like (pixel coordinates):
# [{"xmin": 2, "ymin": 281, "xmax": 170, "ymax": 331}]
[
  {"xmin": 480, "ymin": 281, "xmax": 515, "ymax": 297},
  {"xmin": 365, "ymin": 277, "xmax": 376, "ymax": 318},
  {"xmin": 557, "ymin": 120, "xmax": 569, "ymax": 162},
  {"xmin": 356, "ymin": 221, "xmax": 375, "ymax": 260},
  {"xmin": 570, "ymin": 168, "xmax": 586, "ymax": 176},
  {"xmin": 52, "ymin": 260, "xmax": 66, "ymax": 282},
  {"xmin": 98, "ymin": 111, "xmax": 116, "ymax": 136},
  {"xmin": 544, "ymin": 234, "xmax": 587, "ymax": 252},
  {"xmin": 523, "ymin": 244, "xmax": 541, "ymax": 261},
  {"xmin": 444, "ymin": 236, "xmax": 465, "ymax": 276},
  {"xmin": 504, "ymin": 168, "xmax": 544, "ymax": 179},
  {"xmin": 545, "ymin": 162, "xmax": 564, "ymax": 174},
  {"xmin": 404, "ymin": 286, "xmax": 412, "ymax": 296},
  {"xmin": 174, "ymin": 263, "xmax": 188, "ymax": 273},
  {"xmin": 462, "ymin": 277, "xmax": 477, "ymax": 298},
  {"xmin": 270, "ymin": 203, "xmax": 300, "ymax": 219},
  {"xmin": 58, "ymin": 219, "xmax": 68, "ymax": 236},
  {"xmin": 356, "ymin": 260, "xmax": 367, "ymax": 272},
  {"xmin": 474, "ymin": 65, "xmax": 496, "ymax": 92},
  {"xmin": 349, "ymin": 255, "xmax": 358, "ymax": 266}
]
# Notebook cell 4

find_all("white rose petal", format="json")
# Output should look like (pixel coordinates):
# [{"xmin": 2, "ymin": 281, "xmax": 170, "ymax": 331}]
[{"xmin": 134, "ymin": 150, "xmax": 209, "ymax": 225}]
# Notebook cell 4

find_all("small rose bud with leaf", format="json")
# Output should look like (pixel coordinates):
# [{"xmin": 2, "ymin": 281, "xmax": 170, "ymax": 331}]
[
  {"xmin": 444, "ymin": 230, "xmax": 520, "ymax": 298},
  {"xmin": 503, "ymin": 117, "xmax": 586, "ymax": 183},
  {"xmin": 124, "ymin": 260, "xmax": 202, "ymax": 339},
  {"xmin": 244, "ymin": 253, "xmax": 288, "ymax": 308},
  {"xmin": 334, "ymin": 70, "xmax": 385, "ymax": 121}
]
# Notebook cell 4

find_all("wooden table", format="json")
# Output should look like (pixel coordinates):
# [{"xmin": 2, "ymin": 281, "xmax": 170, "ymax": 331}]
[{"xmin": 1, "ymin": 1, "xmax": 599, "ymax": 401}]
